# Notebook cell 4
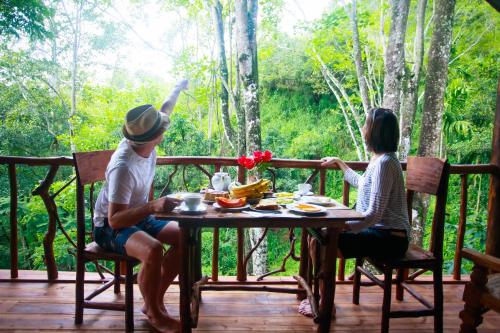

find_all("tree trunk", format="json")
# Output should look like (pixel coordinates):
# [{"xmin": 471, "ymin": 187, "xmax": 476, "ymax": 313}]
[
  {"xmin": 418, "ymin": 0, "xmax": 456, "ymax": 158},
  {"xmin": 235, "ymin": 0, "xmax": 266, "ymax": 275},
  {"xmin": 235, "ymin": 0, "xmax": 261, "ymax": 153},
  {"xmin": 382, "ymin": 0, "xmax": 410, "ymax": 118},
  {"xmin": 321, "ymin": 67, "xmax": 364, "ymax": 161},
  {"xmin": 349, "ymin": 0, "xmax": 370, "ymax": 116},
  {"xmin": 414, "ymin": 0, "xmax": 456, "ymax": 247},
  {"xmin": 315, "ymin": 51, "xmax": 368, "ymax": 160},
  {"xmin": 212, "ymin": 0, "xmax": 236, "ymax": 150},
  {"xmin": 70, "ymin": 1, "xmax": 82, "ymax": 153},
  {"xmin": 400, "ymin": 0, "xmax": 428, "ymax": 160}
]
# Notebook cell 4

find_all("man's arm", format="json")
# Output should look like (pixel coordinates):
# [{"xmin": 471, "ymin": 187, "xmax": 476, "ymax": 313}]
[
  {"xmin": 160, "ymin": 79, "xmax": 189, "ymax": 115},
  {"xmin": 107, "ymin": 197, "xmax": 180, "ymax": 230}
]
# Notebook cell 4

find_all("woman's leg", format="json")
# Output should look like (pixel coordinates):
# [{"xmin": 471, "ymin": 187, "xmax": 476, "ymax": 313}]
[{"xmin": 124, "ymin": 231, "xmax": 179, "ymax": 333}]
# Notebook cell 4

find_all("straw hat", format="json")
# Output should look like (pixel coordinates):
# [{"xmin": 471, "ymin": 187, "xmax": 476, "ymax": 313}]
[{"xmin": 122, "ymin": 104, "xmax": 169, "ymax": 143}]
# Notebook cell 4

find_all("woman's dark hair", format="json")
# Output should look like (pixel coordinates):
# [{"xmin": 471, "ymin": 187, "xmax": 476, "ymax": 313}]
[{"xmin": 364, "ymin": 108, "xmax": 399, "ymax": 153}]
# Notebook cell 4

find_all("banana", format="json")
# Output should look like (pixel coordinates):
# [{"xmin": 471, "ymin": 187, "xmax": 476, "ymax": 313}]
[{"xmin": 229, "ymin": 179, "xmax": 271, "ymax": 199}]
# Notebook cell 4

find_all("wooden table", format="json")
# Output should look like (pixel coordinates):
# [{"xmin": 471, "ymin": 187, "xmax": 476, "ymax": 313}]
[{"xmin": 158, "ymin": 205, "xmax": 363, "ymax": 333}]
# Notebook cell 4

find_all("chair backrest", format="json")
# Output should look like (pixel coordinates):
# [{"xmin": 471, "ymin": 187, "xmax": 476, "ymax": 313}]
[
  {"xmin": 73, "ymin": 151, "xmax": 114, "ymax": 252},
  {"xmin": 406, "ymin": 156, "xmax": 450, "ymax": 261},
  {"xmin": 73, "ymin": 151, "xmax": 114, "ymax": 185}
]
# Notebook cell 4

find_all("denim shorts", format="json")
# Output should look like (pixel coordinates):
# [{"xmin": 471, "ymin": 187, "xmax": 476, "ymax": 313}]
[{"xmin": 93, "ymin": 215, "xmax": 169, "ymax": 255}]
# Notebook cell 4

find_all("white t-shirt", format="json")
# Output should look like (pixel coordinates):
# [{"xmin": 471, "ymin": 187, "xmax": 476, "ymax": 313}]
[{"xmin": 93, "ymin": 139, "xmax": 156, "ymax": 227}]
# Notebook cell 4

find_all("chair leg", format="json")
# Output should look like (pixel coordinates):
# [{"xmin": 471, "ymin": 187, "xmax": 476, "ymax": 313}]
[
  {"xmin": 352, "ymin": 257, "xmax": 362, "ymax": 305},
  {"xmin": 125, "ymin": 261, "xmax": 134, "ymax": 332},
  {"xmin": 75, "ymin": 257, "xmax": 85, "ymax": 325},
  {"xmin": 381, "ymin": 267, "xmax": 392, "ymax": 333},
  {"xmin": 396, "ymin": 268, "xmax": 405, "ymax": 301},
  {"xmin": 114, "ymin": 260, "xmax": 121, "ymax": 294},
  {"xmin": 433, "ymin": 268, "xmax": 443, "ymax": 333}
]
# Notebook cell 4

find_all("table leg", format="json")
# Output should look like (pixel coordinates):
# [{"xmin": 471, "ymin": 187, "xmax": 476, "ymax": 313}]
[
  {"xmin": 297, "ymin": 228, "xmax": 309, "ymax": 300},
  {"xmin": 179, "ymin": 226, "xmax": 192, "ymax": 333},
  {"xmin": 317, "ymin": 227, "xmax": 340, "ymax": 333}
]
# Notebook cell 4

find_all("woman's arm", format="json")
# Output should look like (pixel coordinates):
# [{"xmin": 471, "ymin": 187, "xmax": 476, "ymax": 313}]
[
  {"xmin": 346, "ymin": 159, "xmax": 395, "ymax": 233},
  {"xmin": 321, "ymin": 156, "xmax": 362, "ymax": 188}
]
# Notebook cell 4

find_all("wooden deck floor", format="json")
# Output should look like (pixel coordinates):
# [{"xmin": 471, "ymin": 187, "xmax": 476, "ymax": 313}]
[{"xmin": 0, "ymin": 271, "xmax": 499, "ymax": 332}]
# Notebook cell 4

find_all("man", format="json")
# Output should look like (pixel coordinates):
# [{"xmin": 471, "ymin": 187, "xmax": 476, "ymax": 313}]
[{"xmin": 93, "ymin": 79, "xmax": 188, "ymax": 333}]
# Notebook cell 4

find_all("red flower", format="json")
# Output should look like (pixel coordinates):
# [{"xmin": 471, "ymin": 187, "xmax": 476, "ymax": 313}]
[
  {"xmin": 244, "ymin": 157, "xmax": 255, "ymax": 169},
  {"xmin": 237, "ymin": 155, "xmax": 248, "ymax": 166},
  {"xmin": 253, "ymin": 150, "xmax": 263, "ymax": 163},
  {"xmin": 263, "ymin": 150, "xmax": 272, "ymax": 162}
]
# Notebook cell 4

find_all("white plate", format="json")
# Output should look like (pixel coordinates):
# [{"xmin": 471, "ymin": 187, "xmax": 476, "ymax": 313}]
[
  {"xmin": 178, "ymin": 203, "xmax": 207, "ymax": 214},
  {"xmin": 213, "ymin": 202, "xmax": 250, "ymax": 211},
  {"xmin": 286, "ymin": 203, "xmax": 327, "ymax": 215},
  {"xmin": 300, "ymin": 196, "xmax": 335, "ymax": 206},
  {"xmin": 293, "ymin": 191, "xmax": 314, "ymax": 196}
]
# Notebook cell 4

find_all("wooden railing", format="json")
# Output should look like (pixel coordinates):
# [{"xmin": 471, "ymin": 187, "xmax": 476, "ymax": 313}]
[{"xmin": 0, "ymin": 155, "xmax": 498, "ymax": 283}]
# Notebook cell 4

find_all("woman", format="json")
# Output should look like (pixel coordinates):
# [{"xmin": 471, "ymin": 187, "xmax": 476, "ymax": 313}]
[
  {"xmin": 322, "ymin": 107, "xmax": 410, "ymax": 259},
  {"xmin": 299, "ymin": 107, "xmax": 410, "ymax": 317}
]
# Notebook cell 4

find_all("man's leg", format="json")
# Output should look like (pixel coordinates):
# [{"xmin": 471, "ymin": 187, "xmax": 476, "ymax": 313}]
[
  {"xmin": 155, "ymin": 222, "xmax": 181, "ymax": 315},
  {"xmin": 124, "ymin": 231, "xmax": 179, "ymax": 333}
]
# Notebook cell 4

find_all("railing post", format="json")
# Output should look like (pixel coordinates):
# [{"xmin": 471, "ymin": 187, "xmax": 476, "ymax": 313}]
[
  {"xmin": 454, "ymin": 174, "xmax": 468, "ymax": 280},
  {"xmin": 8, "ymin": 163, "xmax": 18, "ymax": 279},
  {"xmin": 237, "ymin": 165, "xmax": 247, "ymax": 281},
  {"xmin": 319, "ymin": 169, "xmax": 326, "ymax": 195},
  {"xmin": 211, "ymin": 165, "xmax": 221, "ymax": 282}
]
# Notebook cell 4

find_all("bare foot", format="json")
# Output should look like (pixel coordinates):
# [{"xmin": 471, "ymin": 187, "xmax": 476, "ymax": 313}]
[
  {"xmin": 141, "ymin": 303, "xmax": 168, "ymax": 317},
  {"xmin": 146, "ymin": 312, "xmax": 180, "ymax": 333}
]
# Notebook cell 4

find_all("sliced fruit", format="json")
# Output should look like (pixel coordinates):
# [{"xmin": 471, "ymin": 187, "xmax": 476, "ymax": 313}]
[{"xmin": 216, "ymin": 197, "xmax": 247, "ymax": 208}]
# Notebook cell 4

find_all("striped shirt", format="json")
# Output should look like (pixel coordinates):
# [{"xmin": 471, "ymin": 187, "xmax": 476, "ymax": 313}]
[{"xmin": 344, "ymin": 153, "xmax": 410, "ymax": 236}]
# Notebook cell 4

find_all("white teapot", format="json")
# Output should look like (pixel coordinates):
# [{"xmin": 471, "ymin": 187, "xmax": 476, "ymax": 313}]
[{"xmin": 212, "ymin": 171, "xmax": 231, "ymax": 191}]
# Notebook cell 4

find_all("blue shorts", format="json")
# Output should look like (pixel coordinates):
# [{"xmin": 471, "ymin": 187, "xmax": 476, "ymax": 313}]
[{"xmin": 93, "ymin": 215, "xmax": 169, "ymax": 255}]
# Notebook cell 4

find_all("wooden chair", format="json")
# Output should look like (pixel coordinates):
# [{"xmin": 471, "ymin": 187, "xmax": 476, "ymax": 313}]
[
  {"xmin": 352, "ymin": 156, "xmax": 450, "ymax": 333},
  {"xmin": 459, "ymin": 248, "xmax": 500, "ymax": 332},
  {"xmin": 73, "ymin": 151, "xmax": 139, "ymax": 331}
]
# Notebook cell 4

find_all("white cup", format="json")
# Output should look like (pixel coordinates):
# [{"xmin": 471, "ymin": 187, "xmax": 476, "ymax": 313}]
[
  {"xmin": 297, "ymin": 183, "xmax": 312, "ymax": 195},
  {"xmin": 184, "ymin": 193, "xmax": 202, "ymax": 210}
]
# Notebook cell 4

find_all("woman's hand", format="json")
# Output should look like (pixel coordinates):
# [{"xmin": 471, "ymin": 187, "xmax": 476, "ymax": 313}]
[{"xmin": 321, "ymin": 156, "xmax": 349, "ymax": 171}]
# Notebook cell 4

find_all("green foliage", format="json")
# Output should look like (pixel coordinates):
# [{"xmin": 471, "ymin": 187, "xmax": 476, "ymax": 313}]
[{"xmin": 0, "ymin": 0, "xmax": 53, "ymax": 41}]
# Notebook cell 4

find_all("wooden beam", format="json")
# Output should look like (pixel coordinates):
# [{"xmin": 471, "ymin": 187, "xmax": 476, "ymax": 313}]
[{"xmin": 486, "ymin": 76, "xmax": 500, "ymax": 257}]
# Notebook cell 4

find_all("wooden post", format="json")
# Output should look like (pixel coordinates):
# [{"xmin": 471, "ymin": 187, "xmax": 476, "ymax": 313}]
[
  {"xmin": 179, "ymin": 226, "xmax": 193, "ymax": 333},
  {"xmin": 212, "ymin": 228, "xmax": 219, "ymax": 281},
  {"xmin": 337, "ymin": 181, "xmax": 350, "ymax": 281},
  {"xmin": 454, "ymin": 174, "xmax": 468, "ymax": 280},
  {"xmin": 237, "ymin": 165, "xmax": 246, "ymax": 281},
  {"xmin": 486, "ymin": 77, "xmax": 500, "ymax": 258},
  {"xmin": 8, "ymin": 163, "xmax": 18, "ymax": 279},
  {"xmin": 319, "ymin": 169, "xmax": 326, "ymax": 195}
]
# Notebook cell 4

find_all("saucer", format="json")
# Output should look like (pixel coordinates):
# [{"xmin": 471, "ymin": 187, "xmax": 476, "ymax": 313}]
[{"xmin": 178, "ymin": 203, "xmax": 207, "ymax": 214}]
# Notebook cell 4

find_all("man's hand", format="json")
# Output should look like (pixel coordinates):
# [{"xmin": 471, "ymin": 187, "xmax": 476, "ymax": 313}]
[
  {"xmin": 150, "ymin": 197, "xmax": 181, "ymax": 213},
  {"xmin": 175, "ymin": 79, "xmax": 189, "ymax": 91}
]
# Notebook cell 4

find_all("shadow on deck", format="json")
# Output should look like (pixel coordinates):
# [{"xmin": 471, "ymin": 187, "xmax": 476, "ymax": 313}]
[{"xmin": 0, "ymin": 270, "xmax": 499, "ymax": 332}]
